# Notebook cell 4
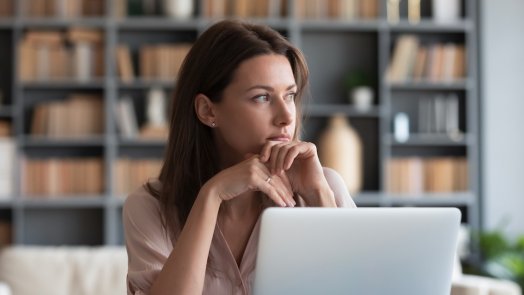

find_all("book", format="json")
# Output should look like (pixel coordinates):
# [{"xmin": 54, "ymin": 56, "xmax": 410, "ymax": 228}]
[
  {"xmin": 413, "ymin": 46, "xmax": 428, "ymax": 81},
  {"xmin": 388, "ymin": 35, "xmax": 419, "ymax": 82},
  {"xmin": 116, "ymin": 158, "xmax": 163, "ymax": 195},
  {"xmin": 0, "ymin": 139, "xmax": 15, "ymax": 197},
  {"xmin": 0, "ymin": 121, "xmax": 10, "ymax": 137},
  {"xmin": 117, "ymin": 45, "xmax": 135, "ymax": 82},
  {"xmin": 116, "ymin": 97, "xmax": 139, "ymax": 138},
  {"xmin": 0, "ymin": 0, "xmax": 13, "ymax": 17},
  {"xmin": 73, "ymin": 41, "xmax": 93, "ymax": 81},
  {"xmin": 0, "ymin": 222, "xmax": 11, "ymax": 246},
  {"xmin": 361, "ymin": 0, "xmax": 378, "ymax": 19},
  {"xmin": 68, "ymin": 28, "xmax": 104, "ymax": 44}
]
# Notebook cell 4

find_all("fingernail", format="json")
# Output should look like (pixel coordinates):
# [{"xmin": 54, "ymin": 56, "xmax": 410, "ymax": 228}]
[{"xmin": 280, "ymin": 201, "xmax": 286, "ymax": 207}]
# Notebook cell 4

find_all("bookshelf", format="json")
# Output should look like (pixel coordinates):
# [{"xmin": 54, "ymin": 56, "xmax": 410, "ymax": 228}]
[{"xmin": 0, "ymin": 0, "xmax": 480, "ymax": 247}]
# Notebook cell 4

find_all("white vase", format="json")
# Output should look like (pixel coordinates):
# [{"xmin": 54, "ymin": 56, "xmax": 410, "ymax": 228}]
[
  {"xmin": 432, "ymin": 0, "xmax": 460, "ymax": 23},
  {"xmin": 393, "ymin": 112, "xmax": 410, "ymax": 142},
  {"xmin": 318, "ymin": 115, "xmax": 363, "ymax": 195},
  {"xmin": 350, "ymin": 86, "xmax": 373, "ymax": 112},
  {"xmin": 164, "ymin": 0, "xmax": 194, "ymax": 19}
]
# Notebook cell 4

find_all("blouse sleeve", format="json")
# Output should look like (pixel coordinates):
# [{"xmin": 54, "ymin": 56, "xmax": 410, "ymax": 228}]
[
  {"xmin": 323, "ymin": 167, "xmax": 357, "ymax": 208},
  {"xmin": 122, "ymin": 186, "xmax": 174, "ymax": 295}
]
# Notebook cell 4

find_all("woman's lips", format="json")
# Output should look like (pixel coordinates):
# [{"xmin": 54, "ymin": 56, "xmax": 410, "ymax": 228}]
[{"xmin": 267, "ymin": 136, "xmax": 290, "ymax": 142}]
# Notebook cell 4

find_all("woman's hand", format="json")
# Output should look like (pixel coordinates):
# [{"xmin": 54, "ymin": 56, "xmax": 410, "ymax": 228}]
[
  {"xmin": 259, "ymin": 140, "xmax": 335, "ymax": 206},
  {"xmin": 203, "ymin": 155, "xmax": 296, "ymax": 207}
]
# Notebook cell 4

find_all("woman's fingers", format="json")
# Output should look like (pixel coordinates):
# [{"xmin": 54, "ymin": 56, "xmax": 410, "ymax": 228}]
[
  {"xmin": 267, "ymin": 141, "xmax": 302, "ymax": 174},
  {"xmin": 269, "ymin": 142, "xmax": 288, "ymax": 174},
  {"xmin": 259, "ymin": 141, "xmax": 278, "ymax": 163},
  {"xmin": 254, "ymin": 162, "xmax": 294, "ymax": 207},
  {"xmin": 265, "ymin": 173, "xmax": 295, "ymax": 207}
]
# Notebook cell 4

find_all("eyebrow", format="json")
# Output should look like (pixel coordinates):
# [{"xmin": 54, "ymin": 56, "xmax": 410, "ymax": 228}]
[{"xmin": 245, "ymin": 84, "xmax": 297, "ymax": 92}]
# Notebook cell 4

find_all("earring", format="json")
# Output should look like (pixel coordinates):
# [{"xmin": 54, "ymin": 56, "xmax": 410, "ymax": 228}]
[{"xmin": 211, "ymin": 122, "xmax": 216, "ymax": 127}]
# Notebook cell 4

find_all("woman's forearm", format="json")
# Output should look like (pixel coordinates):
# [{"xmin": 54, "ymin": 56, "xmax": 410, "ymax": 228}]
[
  {"xmin": 150, "ymin": 185, "xmax": 222, "ymax": 295},
  {"xmin": 304, "ymin": 184, "xmax": 337, "ymax": 207}
]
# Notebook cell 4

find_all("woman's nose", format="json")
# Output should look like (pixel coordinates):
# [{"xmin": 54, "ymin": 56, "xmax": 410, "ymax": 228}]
[{"xmin": 273, "ymin": 98, "xmax": 294, "ymax": 126}]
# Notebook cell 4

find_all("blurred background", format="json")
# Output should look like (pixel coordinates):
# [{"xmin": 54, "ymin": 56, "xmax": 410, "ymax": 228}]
[{"xmin": 0, "ymin": 0, "xmax": 523, "ymax": 293}]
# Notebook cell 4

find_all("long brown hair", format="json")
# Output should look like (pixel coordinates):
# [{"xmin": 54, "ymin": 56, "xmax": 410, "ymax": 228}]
[{"xmin": 146, "ymin": 19, "xmax": 310, "ymax": 236}]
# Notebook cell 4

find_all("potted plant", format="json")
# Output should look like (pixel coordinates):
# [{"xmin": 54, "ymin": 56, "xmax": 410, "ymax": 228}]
[
  {"xmin": 344, "ymin": 69, "xmax": 374, "ymax": 112},
  {"xmin": 467, "ymin": 226, "xmax": 524, "ymax": 289}
]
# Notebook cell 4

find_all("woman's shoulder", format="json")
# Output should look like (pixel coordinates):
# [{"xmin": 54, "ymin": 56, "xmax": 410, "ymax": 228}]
[
  {"xmin": 123, "ymin": 179, "xmax": 163, "ymax": 219},
  {"xmin": 322, "ymin": 167, "xmax": 357, "ymax": 208}
]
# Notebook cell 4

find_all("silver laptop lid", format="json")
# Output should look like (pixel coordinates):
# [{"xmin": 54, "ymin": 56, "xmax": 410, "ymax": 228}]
[{"xmin": 253, "ymin": 207, "xmax": 460, "ymax": 295}]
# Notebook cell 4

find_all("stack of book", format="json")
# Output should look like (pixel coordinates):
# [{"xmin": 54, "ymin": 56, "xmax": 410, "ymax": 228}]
[
  {"xmin": 387, "ymin": 157, "xmax": 468, "ymax": 194},
  {"xmin": 387, "ymin": 35, "xmax": 466, "ymax": 83},
  {"xmin": 417, "ymin": 93, "xmax": 461, "ymax": 137},
  {"xmin": 31, "ymin": 94, "xmax": 104, "ymax": 138},
  {"xmin": 18, "ymin": 28, "xmax": 104, "ymax": 82},
  {"xmin": 21, "ymin": 0, "xmax": 105, "ymax": 18},
  {"xmin": 115, "ymin": 158, "xmax": 163, "ymax": 195},
  {"xmin": 117, "ymin": 43, "xmax": 191, "ymax": 82},
  {"xmin": 203, "ymin": 0, "xmax": 286, "ymax": 18},
  {"xmin": 0, "ymin": 0, "xmax": 13, "ymax": 17},
  {"xmin": 22, "ymin": 157, "xmax": 104, "ymax": 196},
  {"xmin": 296, "ymin": 0, "xmax": 378, "ymax": 19}
]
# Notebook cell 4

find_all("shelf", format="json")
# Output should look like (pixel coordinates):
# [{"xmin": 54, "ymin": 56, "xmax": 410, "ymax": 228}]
[
  {"xmin": 0, "ymin": 199, "xmax": 13, "ymax": 208},
  {"xmin": 386, "ymin": 19, "xmax": 474, "ymax": 33},
  {"xmin": 21, "ymin": 196, "xmax": 105, "ymax": 208},
  {"xmin": 116, "ymin": 17, "xmax": 201, "ymax": 30},
  {"xmin": 20, "ymin": 80, "xmax": 105, "ymax": 90},
  {"xmin": 118, "ymin": 138, "xmax": 166, "ymax": 147},
  {"xmin": 387, "ymin": 80, "xmax": 471, "ymax": 91},
  {"xmin": 385, "ymin": 133, "xmax": 472, "ymax": 146},
  {"xmin": 198, "ymin": 17, "xmax": 290, "ymax": 30},
  {"xmin": 299, "ymin": 19, "xmax": 381, "ymax": 32},
  {"xmin": 352, "ymin": 191, "xmax": 384, "ymax": 206},
  {"xmin": 0, "ymin": 19, "xmax": 15, "ymax": 28},
  {"xmin": 386, "ymin": 192, "xmax": 475, "ymax": 206},
  {"xmin": 353, "ymin": 191, "xmax": 475, "ymax": 206},
  {"xmin": 21, "ymin": 136, "xmax": 106, "ymax": 147},
  {"xmin": 0, "ymin": 0, "xmax": 481, "ymax": 247},
  {"xmin": 18, "ymin": 17, "xmax": 107, "ymax": 28},
  {"xmin": 305, "ymin": 104, "xmax": 381, "ymax": 117},
  {"xmin": 111, "ymin": 197, "xmax": 126, "ymax": 207},
  {"xmin": 0, "ymin": 106, "xmax": 13, "ymax": 117},
  {"xmin": 118, "ymin": 80, "xmax": 175, "ymax": 90}
]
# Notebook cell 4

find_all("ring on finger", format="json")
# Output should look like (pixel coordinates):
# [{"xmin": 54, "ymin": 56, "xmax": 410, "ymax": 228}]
[{"xmin": 265, "ymin": 176, "xmax": 272, "ymax": 184}]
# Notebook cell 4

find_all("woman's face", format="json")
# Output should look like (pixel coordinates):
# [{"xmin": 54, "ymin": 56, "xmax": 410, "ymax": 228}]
[{"xmin": 213, "ymin": 54, "xmax": 298, "ymax": 163}]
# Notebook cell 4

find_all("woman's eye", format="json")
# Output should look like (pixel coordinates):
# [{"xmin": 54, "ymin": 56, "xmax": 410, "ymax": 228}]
[
  {"xmin": 285, "ymin": 92, "xmax": 296, "ymax": 102},
  {"xmin": 253, "ymin": 94, "xmax": 270, "ymax": 103}
]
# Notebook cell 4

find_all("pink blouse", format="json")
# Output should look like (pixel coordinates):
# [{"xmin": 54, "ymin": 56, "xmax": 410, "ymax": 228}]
[{"xmin": 123, "ymin": 168, "xmax": 356, "ymax": 295}]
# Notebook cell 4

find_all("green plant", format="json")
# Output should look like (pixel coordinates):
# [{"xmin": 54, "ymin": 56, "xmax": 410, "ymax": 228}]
[
  {"xmin": 472, "ymin": 226, "xmax": 524, "ymax": 289},
  {"xmin": 343, "ymin": 69, "xmax": 371, "ymax": 92}
]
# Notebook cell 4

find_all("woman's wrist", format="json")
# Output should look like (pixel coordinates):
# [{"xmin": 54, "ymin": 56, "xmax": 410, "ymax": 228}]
[
  {"xmin": 198, "ymin": 181, "xmax": 223, "ymax": 211},
  {"xmin": 302, "ymin": 183, "xmax": 336, "ymax": 207}
]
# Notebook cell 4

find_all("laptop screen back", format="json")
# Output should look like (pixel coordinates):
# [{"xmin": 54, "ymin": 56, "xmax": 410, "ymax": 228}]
[{"xmin": 253, "ymin": 207, "xmax": 460, "ymax": 295}]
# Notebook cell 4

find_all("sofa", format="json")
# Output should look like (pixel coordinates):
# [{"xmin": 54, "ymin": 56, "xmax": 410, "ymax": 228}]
[
  {"xmin": 0, "ymin": 246, "xmax": 127, "ymax": 295},
  {"xmin": 0, "ymin": 245, "xmax": 521, "ymax": 295}
]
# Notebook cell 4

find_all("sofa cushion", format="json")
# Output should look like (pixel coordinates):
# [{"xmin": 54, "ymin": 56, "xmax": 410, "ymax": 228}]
[{"xmin": 0, "ymin": 246, "xmax": 127, "ymax": 295}]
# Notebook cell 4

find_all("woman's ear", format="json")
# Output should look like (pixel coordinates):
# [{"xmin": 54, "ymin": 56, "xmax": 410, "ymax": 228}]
[{"xmin": 194, "ymin": 94, "xmax": 217, "ymax": 128}]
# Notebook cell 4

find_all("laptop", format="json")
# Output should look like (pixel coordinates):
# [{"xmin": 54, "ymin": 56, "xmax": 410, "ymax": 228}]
[{"xmin": 253, "ymin": 207, "xmax": 460, "ymax": 295}]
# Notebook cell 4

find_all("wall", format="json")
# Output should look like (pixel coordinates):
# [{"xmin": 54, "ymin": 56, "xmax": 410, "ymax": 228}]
[{"xmin": 481, "ymin": 0, "xmax": 524, "ymax": 236}]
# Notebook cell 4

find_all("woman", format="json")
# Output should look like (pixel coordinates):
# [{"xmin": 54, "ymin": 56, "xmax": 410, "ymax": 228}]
[{"xmin": 123, "ymin": 19, "xmax": 356, "ymax": 295}]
